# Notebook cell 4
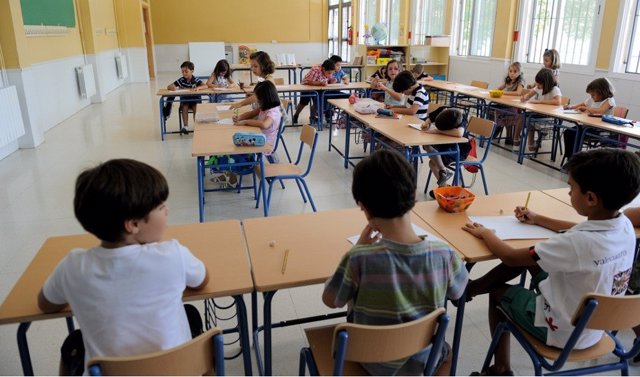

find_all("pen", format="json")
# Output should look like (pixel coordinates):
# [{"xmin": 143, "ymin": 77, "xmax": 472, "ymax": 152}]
[
  {"xmin": 281, "ymin": 249, "xmax": 289, "ymax": 274},
  {"xmin": 524, "ymin": 192, "xmax": 531, "ymax": 209}
]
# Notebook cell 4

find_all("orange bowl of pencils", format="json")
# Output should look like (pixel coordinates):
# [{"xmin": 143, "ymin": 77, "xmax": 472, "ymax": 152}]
[{"xmin": 434, "ymin": 186, "xmax": 476, "ymax": 213}]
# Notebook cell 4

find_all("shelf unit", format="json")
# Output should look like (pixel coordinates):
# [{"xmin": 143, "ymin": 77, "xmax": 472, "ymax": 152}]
[{"xmin": 357, "ymin": 39, "xmax": 450, "ymax": 80}]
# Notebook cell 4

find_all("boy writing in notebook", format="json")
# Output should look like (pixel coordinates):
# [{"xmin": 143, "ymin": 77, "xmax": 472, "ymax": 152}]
[
  {"xmin": 323, "ymin": 149, "xmax": 469, "ymax": 375},
  {"xmin": 38, "ymin": 159, "xmax": 209, "ymax": 374},
  {"xmin": 462, "ymin": 148, "xmax": 640, "ymax": 376}
]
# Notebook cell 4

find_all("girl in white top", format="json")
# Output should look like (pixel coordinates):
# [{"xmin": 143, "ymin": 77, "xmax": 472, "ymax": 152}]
[
  {"xmin": 206, "ymin": 59, "xmax": 236, "ymax": 88},
  {"xmin": 527, "ymin": 49, "xmax": 560, "ymax": 88},
  {"xmin": 563, "ymin": 78, "xmax": 616, "ymax": 159},
  {"xmin": 521, "ymin": 68, "xmax": 563, "ymax": 151},
  {"xmin": 371, "ymin": 60, "xmax": 404, "ymax": 107}
]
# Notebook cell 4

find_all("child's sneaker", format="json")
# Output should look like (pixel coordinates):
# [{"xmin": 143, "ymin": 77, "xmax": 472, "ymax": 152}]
[{"xmin": 437, "ymin": 169, "xmax": 453, "ymax": 187}]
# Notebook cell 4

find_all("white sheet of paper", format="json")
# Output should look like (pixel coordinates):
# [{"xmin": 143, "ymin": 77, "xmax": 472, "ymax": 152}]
[
  {"xmin": 216, "ymin": 87, "xmax": 233, "ymax": 91},
  {"xmin": 276, "ymin": 85, "xmax": 290, "ymax": 89},
  {"xmin": 216, "ymin": 105, "xmax": 231, "ymax": 111},
  {"xmin": 217, "ymin": 118, "xmax": 234, "ymax": 125},
  {"xmin": 408, "ymin": 123, "xmax": 423, "ymax": 131},
  {"xmin": 347, "ymin": 224, "xmax": 446, "ymax": 245},
  {"xmin": 563, "ymin": 109, "xmax": 581, "ymax": 114},
  {"xmin": 327, "ymin": 83, "xmax": 345, "ymax": 87},
  {"xmin": 468, "ymin": 216, "xmax": 558, "ymax": 240},
  {"xmin": 195, "ymin": 113, "xmax": 219, "ymax": 123},
  {"xmin": 172, "ymin": 89, "xmax": 189, "ymax": 93}
]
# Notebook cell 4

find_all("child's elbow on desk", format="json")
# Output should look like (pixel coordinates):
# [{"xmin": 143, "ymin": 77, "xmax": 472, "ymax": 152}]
[{"xmin": 37, "ymin": 290, "xmax": 67, "ymax": 313}]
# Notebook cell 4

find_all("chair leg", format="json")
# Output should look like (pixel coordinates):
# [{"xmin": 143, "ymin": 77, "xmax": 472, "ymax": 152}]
[
  {"xmin": 294, "ymin": 179, "xmax": 307, "ymax": 203},
  {"xmin": 252, "ymin": 171, "xmax": 257, "ymax": 199},
  {"xmin": 479, "ymin": 166, "xmax": 489, "ymax": 195},
  {"xmin": 298, "ymin": 349, "xmax": 307, "ymax": 376},
  {"xmin": 424, "ymin": 170, "xmax": 433, "ymax": 194},
  {"xmin": 266, "ymin": 179, "xmax": 275, "ymax": 212},
  {"xmin": 280, "ymin": 136, "xmax": 292, "ymax": 163},
  {"xmin": 299, "ymin": 179, "xmax": 317, "ymax": 212},
  {"xmin": 237, "ymin": 174, "xmax": 243, "ymax": 194},
  {"xmin": 481, "ymin": 322, "xmax": 508, "ymax": 374},
  {"xmin": 255, "ymin": 178, "xmax": 263, "ymax": 209}
]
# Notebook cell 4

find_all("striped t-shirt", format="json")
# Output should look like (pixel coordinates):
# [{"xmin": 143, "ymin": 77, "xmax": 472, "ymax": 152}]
[
  {"xmin": 323, "ymin": 236, "xmax": 468, "ymax": 375},
  {"xmin": 407, "ymin": 84, "xmax": 430, "ymax": 120}
]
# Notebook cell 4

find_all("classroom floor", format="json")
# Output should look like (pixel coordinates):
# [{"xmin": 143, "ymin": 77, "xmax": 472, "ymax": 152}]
[{"xmin": 0, "ymin": 74, "xmax": 637, "ymax": 376}]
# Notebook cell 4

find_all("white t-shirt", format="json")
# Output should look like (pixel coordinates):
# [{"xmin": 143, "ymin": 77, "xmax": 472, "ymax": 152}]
[
  {"xmin": 533, "ymin": 214, "xmax": 635, "ymax": 348},
  {"xmin": 533, "ymin": 86, "xmax": 562, "ymax": 101},
  {"xmin": 584, "ymin": 96, "xmax": 616, "ymax": 115},
  {"xmin": 42, "ymin": 240, "xmax": 206, "ymax": 369}
]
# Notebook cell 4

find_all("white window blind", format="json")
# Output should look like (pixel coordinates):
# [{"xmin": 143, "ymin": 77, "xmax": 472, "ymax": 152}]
[{"xmin": 625, "ymin": 0, "xmax": 640, "ymax": 73}]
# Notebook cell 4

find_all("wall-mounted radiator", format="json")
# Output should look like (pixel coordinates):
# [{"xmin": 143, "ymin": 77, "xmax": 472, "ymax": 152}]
[
  {"xmin": 115, "ymin": 53, "xmax": 128, "ymax": 80},
  {"xmin": 75, "ymin": 64, "xmax": 97, "ymax": 98},
  {"xmin": 0, "ymin": 86, "xmax": 26, "ymax": 149}
]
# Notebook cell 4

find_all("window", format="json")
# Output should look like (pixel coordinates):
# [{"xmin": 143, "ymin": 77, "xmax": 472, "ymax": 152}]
[
  {"xmin": 328, "ymin": 0, "xmax": 352, "ymax": 61},
  {"xmin": 412, "ymin": 0, "xmax": 446, "ymax": 45},
  {"xmin": 358, "ymin": 0, "xmax": 377, "ymax": 44},
  {"xmin": 523, "ymin": 0, "xmax": 600, "ymax": 66},
  {"xmin": 358, "ymin": 0, "xmax": 400, "ymax": 45},
  {"xmin": 625, "ymin": 0, "xmax": 640, "ymax": 73},
  {"xmin": 455, "ymin": 0, "xmax": 497, "ymax": 57}
]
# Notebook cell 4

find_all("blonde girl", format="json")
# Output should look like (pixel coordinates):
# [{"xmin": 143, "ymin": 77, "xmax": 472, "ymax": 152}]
[{"xmin": 229, "ymin": 51, "xmax": 276, "ymax": 110}]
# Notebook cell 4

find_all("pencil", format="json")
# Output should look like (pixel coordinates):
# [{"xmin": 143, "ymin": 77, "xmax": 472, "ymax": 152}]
[
  {"xmin": 524, "ymin": 192, "xmax": 531, "ymax": 209},
  {"xmin": 281, "ymin": 249, "xmax": 289, "ymax": 274}
]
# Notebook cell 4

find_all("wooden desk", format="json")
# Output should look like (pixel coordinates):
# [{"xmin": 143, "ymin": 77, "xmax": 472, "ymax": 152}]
[
  {"xmin": 0, "ymin": 221, "xmax": 254, "ymax": 376},
  {"xmin": 192, "ymin": 126, "xmax": 271, "ymax": 221},
  {"xmin": 156, "ymin": 88, "xmax": 216, "ymax": 141},
  {"xmin": 243, "ymin": 207, "xmax": 441, "ymax": 375},
  {"xmin": 412, "ymin": 191, "xmax": 584, "ymax": 374},
  {"xmin": 327, "ymin": 98, "xmax": 467, "ymax": 184}
]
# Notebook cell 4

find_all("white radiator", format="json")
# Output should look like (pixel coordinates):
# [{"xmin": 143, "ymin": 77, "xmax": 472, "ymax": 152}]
[
  {"xmin": 0, "ymin": 86, "xmax": 26, "ymax": 149},
  {"xmin": 115, "ymin": 53, "xmax": 128, "ymax": 79},
  {"xmin": 75, "ymin": 64, "xmax": 96, "ymax": 98}
]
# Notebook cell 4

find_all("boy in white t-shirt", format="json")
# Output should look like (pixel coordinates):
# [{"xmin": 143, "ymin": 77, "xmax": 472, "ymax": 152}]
[
  {"xmin": 38, "ymin": 159, "xmax": 209, "ymax": 374},
  {"xmin": 462, "ymin": 148, "xmax": 640, "ymax": 376}
]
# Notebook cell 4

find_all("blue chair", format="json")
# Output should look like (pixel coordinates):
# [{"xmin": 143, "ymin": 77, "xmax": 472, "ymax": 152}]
[
  {"xmin": 256, "ymin": 123, "xmax": 319, "ymax": 212},
  {"xmin": 424, "ymin": 116, "xmax": 496, "ymax": 195},
  {"xmin": 87, "ymin": 327, "xmax": 225, "ymax": 375},
  {"xmin": 479, "ymin": 293, "xmax": 640, "ymax": 376},
  {"xmin": 298, "ymin": 308, "xmax": 449, "ymax": 376}
]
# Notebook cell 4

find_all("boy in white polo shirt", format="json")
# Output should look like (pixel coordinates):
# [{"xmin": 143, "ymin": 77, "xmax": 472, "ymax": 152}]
[
  {"xmin": 38, "ymin": 159, "xmax": 209, "ymax": 374},
  {"xmin": 462, "ymin": 148, "xmax": 640, "ymax": 376}
]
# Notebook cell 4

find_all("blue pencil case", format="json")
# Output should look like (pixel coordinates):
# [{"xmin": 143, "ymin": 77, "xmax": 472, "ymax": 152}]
[
  {"xmin": 602, "ymin": 114, "xmax": 634, "ymax": 126},
  {"xmin": 233, "ymin": 132, "xmax": 266, "ymax": 147}
]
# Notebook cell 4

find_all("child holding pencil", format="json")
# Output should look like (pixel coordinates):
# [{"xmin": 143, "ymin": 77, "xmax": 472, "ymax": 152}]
[
  {"xmin": 229, "ymin": 51, "xmax": 276, "ymax": 110},
  {"xmin": 323, "ymin": 149, "xmax": 468, "ymax": 375},
  {"xmin": 462, "ymin": 148, "xmax": 640, "ymax": 376}
]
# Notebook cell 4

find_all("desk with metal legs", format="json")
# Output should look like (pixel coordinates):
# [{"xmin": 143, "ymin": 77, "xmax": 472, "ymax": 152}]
[{"xmin": 0, "ymin": 221, "xmax": 255, "ymax": 376}]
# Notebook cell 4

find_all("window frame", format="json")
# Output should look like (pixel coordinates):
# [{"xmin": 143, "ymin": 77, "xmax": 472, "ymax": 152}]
[{"xmin": 515, "ymin": 0, "xmax": 605, "ymax": 75}]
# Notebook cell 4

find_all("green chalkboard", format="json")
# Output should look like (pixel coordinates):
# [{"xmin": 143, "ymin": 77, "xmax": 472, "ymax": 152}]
[{"xmin": 20, "ymin": 0, "xmax": 76, "ymax": 27}]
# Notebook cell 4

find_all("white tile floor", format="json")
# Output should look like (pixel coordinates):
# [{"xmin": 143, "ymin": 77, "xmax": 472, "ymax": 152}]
[{"xmin": 0, "ymin": 74, "xmax": 637, "ymax": 375}]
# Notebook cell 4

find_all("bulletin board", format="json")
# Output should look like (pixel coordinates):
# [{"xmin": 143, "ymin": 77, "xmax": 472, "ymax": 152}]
[{"xmin": 20, "ymin": 0, "xmax": 76, "ymax": 27}]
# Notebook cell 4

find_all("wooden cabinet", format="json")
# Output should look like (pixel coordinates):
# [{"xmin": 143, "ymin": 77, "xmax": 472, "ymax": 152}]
[
  {"xmin": 359, "ymin": 45, "xmax": 410, "ymax": 78},
  {"xmin": 357, "ymin": 41, "xmax": 450, "ymax": 80}
]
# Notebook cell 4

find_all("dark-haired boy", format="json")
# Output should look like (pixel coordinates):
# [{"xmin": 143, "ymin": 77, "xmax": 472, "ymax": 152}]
[
  {"xmin": 167, "ymin": 60, "xmax": 208, "ymax": 134},
  {"xmin": 463, "ymin": 148, "xmax": 640, "ymax": 376},
  {"xmin": 293, "ymin": 59, "xmax": 337, "ymax": 125},
  {"xmin": 323, "ymin": 149, "xmax": 468, "ymax": 375},
  {"xmin": 38, "ymin": 159, "xmax": 209, "ymax": 373},
  {"xmin": 389, "ymin": 70, "xmax": 430, "ymax": 121}
]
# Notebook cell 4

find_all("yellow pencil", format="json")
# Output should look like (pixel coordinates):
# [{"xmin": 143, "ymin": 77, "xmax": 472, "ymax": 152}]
[
  {"xmin": 281, "ymin": 249, "xmax": 289, "ymax": 274},
  {"xmin": 524, "ymin": 192, "xmax": 531, "ymax": 209}
]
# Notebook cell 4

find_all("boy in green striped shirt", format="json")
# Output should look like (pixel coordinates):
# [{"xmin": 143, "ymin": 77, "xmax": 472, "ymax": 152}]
[{"xmin": 323, "ymin": 149, "xmax": 468, "ymax": 375}]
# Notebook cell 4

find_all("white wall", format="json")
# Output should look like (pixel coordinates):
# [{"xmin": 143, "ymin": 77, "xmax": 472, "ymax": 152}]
[
  {"xmin": 448, "ymin": 56, "xmax": 640, "ymax": 118},
  {"xmin": 155, "ymin": 42, "xmax": 327, "ymax": 73},
  {"xmin": 3, "ymin": 48, "xmax": 141, "ymax": 156}
]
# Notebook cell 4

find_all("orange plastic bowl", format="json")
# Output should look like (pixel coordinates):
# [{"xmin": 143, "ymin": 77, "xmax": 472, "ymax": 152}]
[
  {"xmin": 489, "ymin": 89, "xmax": 504, "ymax": 98},
  {"xmin": 434, "ymin": 186, "xmax": 476, "ymax": 213}
]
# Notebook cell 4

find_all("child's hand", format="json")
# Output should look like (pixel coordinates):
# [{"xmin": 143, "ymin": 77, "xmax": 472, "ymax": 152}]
[
  {"xmin": 462, "ymin": 222, "xmax": 493, "ymax": 239},
  {"xmin": 356, "ymin": 224, "xmax": 381, "ymax": 245},
  {"xmin": 320, "ymin": 81, "xmax": 328, "ymax": 87},
  {"xmin": 376, "ymin": 82, "xmax": 384, "ymax": 90},
  {"xmin": 514, "ymin": 206, "xmax": 537, "ymax": 224},
  {"xmin": 520, "ymin": 95, "xmax": 527, "ymax": 103},
  {"xmin": 342, "ymin": 76, "xmax": 349, "ymax": 84},
  {"xmin": 421, "ymin": 120, "xmax": 431, "ymax": 131},
  {"xmin": 229, "ymin": 103, "xmax": 239, "ymax": 110}
]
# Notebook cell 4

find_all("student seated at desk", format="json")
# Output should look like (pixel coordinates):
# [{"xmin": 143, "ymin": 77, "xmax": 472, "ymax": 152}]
[
  {"xmin": 462, "ymin": 148, "xmax": 640, "ymax": 376},
  {"xmin": 421, "ymin": 108, "xmax": 471, "ymax": 190},
  {"xmin": 206, "ymin": 59, "xmax": 236, "ymax": 88},
  {"xmin": 291, "ymin": 59, "xmax": 336, "ymax": 125},
  {"xmin": 520, "ymin": 68, "xmax": 563, "ymax": 151},
  {"xmin": 622, "ymin": 205, "xmax": 640, "ymax": 365},
  {"xmin": 389, "ymin": 71, "xmax": 430, "ymax": 121},
  {"xmin": 229, "ymin": 51, "xmax": 276, "ymax": 110},
  {"xmin": 411, "ymin": 63, "xmax": 432, "ymax": 81},
  {"xmin": 210, "ymin": 81, "xmax": 282, "ymax": 188},
  {"xmin": 38, "ymin": 159, "xmax": 209, "ymax": 375},
  {"xmin": 323, "ymin": 149, "xmax": 469, "ymax": 376},
  {"xmin": 371, "ymin": 59, "xmax": 404, "ymax": 107},
  {"xmin": 167, "ymin": 60, "xmax": 208, "ymax": 134}
]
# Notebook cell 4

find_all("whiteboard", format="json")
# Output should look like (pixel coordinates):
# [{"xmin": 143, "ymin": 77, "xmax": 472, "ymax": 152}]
[{"xmin": 188, "ymin": 42, "xmax": 226, "ymax": 77}]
